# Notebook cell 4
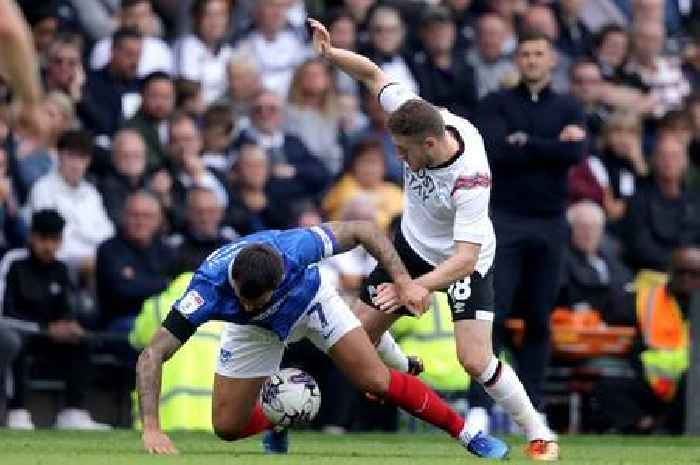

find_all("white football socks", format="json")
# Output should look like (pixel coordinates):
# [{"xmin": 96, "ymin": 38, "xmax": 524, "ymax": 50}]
[
  {"xmin": 479, "ymin": 356, "xmax": 555, "ymax": 442},
  {"xmin": 375, "ymin": 332, "xmax": 409, "ymax": 373}
]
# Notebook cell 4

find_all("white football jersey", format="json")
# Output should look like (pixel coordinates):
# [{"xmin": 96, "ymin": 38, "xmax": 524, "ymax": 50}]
[{"xmin": 379, "ymin": 83, "xmax": 496, "ymax": 276}]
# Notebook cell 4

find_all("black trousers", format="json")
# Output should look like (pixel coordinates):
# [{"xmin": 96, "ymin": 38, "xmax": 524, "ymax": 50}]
[
  {"xmin": 9, "ymin": 333, "xmax": 91, "ymax": 410},
  {"xmin": 468, "ymin": 210, "xmax": 568, "ymax": 410}
]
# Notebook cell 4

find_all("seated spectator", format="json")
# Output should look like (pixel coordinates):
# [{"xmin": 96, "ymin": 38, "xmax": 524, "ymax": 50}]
[
  {"xmin": 570, "ymin": 111, "xmax": 647, "ymax": 227},
  {"xmin": 364, "ymin": 5, "xmax": 418, "ymax": 94},
  {"xmin": 591, "ymin": 246, "xmax": 700, "ymax": 434},
  {"xmin": 687, "ymin": 94, "xmax": 700, "ymax": 191},
  {"xmin": 443, "ymin": 0, "xmax": 477, "ymax": 51},
  {"xmin": 625, "ymin": 19, "xmax": 690, "ymax": 118},
  {"xmin": 224, "ymin": 143, "xmax": 288, "ymax": 235},
  {"xmin": 233, "ymin": 0, "xmax": 310, "ymax": 98},
  {"xmin": 558, "ymin": 201, "xmax": 632, "ymax": 318},
  {"xmin": 349, "ymin": 88, "xmax": 403, "ymax": 184},
  {"xmin": 216, "ymin": 52, "xmax": 263, "ymax": 120},
  {"xmin": 95, "ymin": 191, "xmax": 174, "ymax": 332},
  {"xmin": 174, "ymin": 0, "xmax": 233, "ymax": 105},
  {"xmin": 552, "ymin": 0, "xmax": 593, "ymax": 58},
  {"xmin": 168, "ymin": 187, "xmax": 237, "ymax": 273},
  {"xmin": 78, "ymin": 27, "xmax": 142, "ymax": 144},
  {"xmin": 285, "ymin": 59, "xmax": 344, "ymax": 176},
  {"xmin": 322, "ymin": 138, "xmax": 403, "ymax": 234},
  {"xmin": 174, "ymin": 79, "xmax": 205, "ymax": 119},
  {"xmin": 0, "ymin": 147, "xmax": 27, "ymax": 256},
  {"xmin": 569, "ymin": 60, "xmax": 609, "ymax": 141},
  {"xmin": 89, "ymin": 0, "xmax": 174, "ymax": 78},
  {"xmin": 44, "ymin": 33, "xmax": 85, "ymax": 104},
  {"xmin": 235, "ymin": 90, "xmax": 331, "ymax": 202},
  {"xmin": 622, "ymin": 135, "xmax": 700, "ymax": 272},
  {"xmin": 3, "ymin": 209, "xmax": 108, "ymax": 431},
  {"xmin": 97, "ymin": 129, "xmax": 149, "ymax": 223},
  {"xmin": 467, "ymin": 13, "xmax": 517, "ymax": 100},
  {"xmin": 16, "ymin": 91, "xmax": 75, "ymax": 195},
  {"xmin": 327, "ymin": 9, "xmax": 360, "ymax": 95},
  {"xmin": 594, "ymin": 23, "xmax": 639, "ymax": 84},
  {"xmin": 164, "ymin": 112, "xmax": 228, "ymax": 231},
  {"xmin": 200, "ymin": 104, "xmax": 235, "ymax": 175},
  {"xmin": 26, "ymin": 130, "xmax": 115, "ymax": 276},
  {"xmin": 123, "ymin": 71, "xmax": 175, "ymax": 171},
  {"xmin": 411, "ymin": 6, "xmax": 477, "ymax": 118}
]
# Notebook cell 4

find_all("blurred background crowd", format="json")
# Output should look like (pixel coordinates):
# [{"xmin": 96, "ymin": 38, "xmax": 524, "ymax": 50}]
[{"xmin": 0, "ymin": 0, "xmax": 699, "ymax": 437}]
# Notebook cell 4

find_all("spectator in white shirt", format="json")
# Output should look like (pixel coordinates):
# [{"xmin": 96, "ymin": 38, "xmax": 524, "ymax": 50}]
[
  {"xmin": 467, "ymin": 13, "xmax": 517, "ymax": 99},
  {"xmin": 174, "ymin": 0, "xmax": 234, "ymax": 105},
  {"xmin": 89, "ymin": 0, "xmax": 174, "ymax": 78},
  {"xmin": 25, "ymin": 130, "xmax": 115, "ymax": 276},
  {"xmin": 233, "ymin": 0, "xmax": 310, "ymax": 98}
]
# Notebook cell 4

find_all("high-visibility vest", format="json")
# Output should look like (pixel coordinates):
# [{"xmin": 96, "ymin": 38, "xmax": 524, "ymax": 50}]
[
  {"xmin": 129, "ymin": 273, "xmax": 224, "ymax": 430},
  {"xmin": 392, "ymin": 293, "xmax": 469, "ymax": 391},
  {"xmin": 635, "ymin": 285, "xmax": 689, "ymax": 402}
]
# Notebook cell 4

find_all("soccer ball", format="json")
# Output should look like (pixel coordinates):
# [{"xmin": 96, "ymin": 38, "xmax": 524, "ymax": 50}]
[{"xmin": 260, "ymin": 368, "xmax": 321, "ymax": 427}]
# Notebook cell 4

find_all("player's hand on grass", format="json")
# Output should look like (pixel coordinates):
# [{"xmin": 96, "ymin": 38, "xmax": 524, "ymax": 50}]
[
  {"xmin": 142, "ymin": 428, "xmax": 178, "ymax": 455},
  {"xmin": 308, "ymin": 18, "xmax": 331, "ymax": 57}
]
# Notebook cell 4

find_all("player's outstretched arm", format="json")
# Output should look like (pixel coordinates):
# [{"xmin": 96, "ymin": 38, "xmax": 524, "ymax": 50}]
[
  {"xmin": 324, "ymin": 221, "xmax": 430, "ymax": 314},
  {"xmin": 308, "ymin": 18, "xmax": 392, "ymax": 98},
  {"xmin": 136, "ymin": 327, "xmax": 182, "ymax": 454}
]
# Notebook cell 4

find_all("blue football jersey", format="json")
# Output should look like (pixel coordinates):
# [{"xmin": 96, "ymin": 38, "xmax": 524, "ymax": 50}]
[{"xmin": 172, "ymin": 226, "xmax": 338, "ymax": 340}]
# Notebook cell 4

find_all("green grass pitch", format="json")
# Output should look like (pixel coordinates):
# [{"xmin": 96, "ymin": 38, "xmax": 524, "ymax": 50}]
[{"xmin": 1, "ymin": 430, "xmax": 699, "ymax": 465}]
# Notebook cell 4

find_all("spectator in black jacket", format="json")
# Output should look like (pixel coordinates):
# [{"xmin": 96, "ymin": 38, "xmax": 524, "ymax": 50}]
[
  {"xmin": 96, "ymin": 192, "xmax": 174, "ymax": 332},
  {"xmin": 558, "ymin": 201, "xmax": 632, "ymax": 317},
  {"xmin": 411, "ymin": 6, "xmax": 478, "ymax": 118},
  {"xmin": 471, "ymin": 31, "xmax": 587, "ymax": 417},
  {"xmin": 168, "ymin": 187, "xmax": 237, "ymax": 274},
  {"xmin": 97, "ymin": 129, "xmax": 149, "ymax": 223},
  {"xmin": 77, "ymin": 27, "xmax": 142, "ymax": 145},
  {"xmin": 3, "ymin": 209, "xmax": 108, "ymax": 430},
  {"xmin": 623, "ymin": 135, "xmax": 700, "ymax": 272},
  {"xmin": 224, "ymin": 143, "xmax": 288, "ymax": 235},
  {"xmin": 234, "ymin": 90, "xmax": 331, "ymax": 203}
]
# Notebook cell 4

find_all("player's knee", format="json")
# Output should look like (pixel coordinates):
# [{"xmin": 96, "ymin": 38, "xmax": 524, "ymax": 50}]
[
  {"xmin": 213, "ymin": 417, "xmax": 245, "ymax": 442},
  {"xmin": 357, "ymin": 371, "xmax": 390, "ymax": 397}
]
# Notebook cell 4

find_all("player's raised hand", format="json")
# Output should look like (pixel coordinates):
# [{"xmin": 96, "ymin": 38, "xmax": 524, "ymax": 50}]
[
  {"xmin": 307, "ymin": 18, "xmax": 331, "ymax": 57},
  {"xmin": 142, "ymin": 428, "xmax": 178, "ymax": 455}
]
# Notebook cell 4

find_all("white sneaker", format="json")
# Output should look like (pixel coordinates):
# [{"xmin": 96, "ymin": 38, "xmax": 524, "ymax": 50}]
[
  {"xmin": 466, "ymin": 407, "xmax": 490, "ymax": 438},
  {"xmin": 7, "ymin": 409, "xmax": 35, "ymax": 430},
  {"xmin": 55, "ymin": 409, "xmax": 112, "ymax": 431}
]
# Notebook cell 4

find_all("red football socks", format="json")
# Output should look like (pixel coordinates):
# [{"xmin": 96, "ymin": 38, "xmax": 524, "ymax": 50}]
[
  {"xmin": 385, "ymin": 369, "xmax": 465, "ymax": 438},
  {"xmin": 238, "ymin": 403, "xmax": 274, "ymax": 438}
]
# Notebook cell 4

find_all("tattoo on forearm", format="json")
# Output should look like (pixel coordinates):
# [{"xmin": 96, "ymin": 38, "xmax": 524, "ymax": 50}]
[
  {"xmin": 136, "ymin": 329, "xmax": 181, "ymax": 427},
  {"xmin": 328, "ymin": 221, "xmax": 408, "ymax": 282}
]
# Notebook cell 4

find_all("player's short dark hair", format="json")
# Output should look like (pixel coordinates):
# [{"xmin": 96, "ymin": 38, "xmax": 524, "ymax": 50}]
[
  {"xmin": 387, "ymin": 99, "xmax": 445, "ymax": 140},
  {"xmin": 57, "ymin": 129, "xmax": 93, "ymax": 157},
  {"xmin": 141, "ymin": 71, "xmax": 172, "ymax": 93},
  {"xmin": 230, "ymin": 244, "xmax": 284, "ymax": 299},
  {"xmin": 517, "ymin": 30, "xmax": 553, "ymax": 49},
  {"xmin": 31, "ymin": 209, "xmax": 65, "ymax": 237},
  {"xmin": 112, "ymin": 26, "xmax": 143, "ymax": 48}
]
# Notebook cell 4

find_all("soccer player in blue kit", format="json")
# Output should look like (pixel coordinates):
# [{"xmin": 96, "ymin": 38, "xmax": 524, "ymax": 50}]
[{"xmin": 135, "ymin": 221, "xmax": 510, "ymax": 457}]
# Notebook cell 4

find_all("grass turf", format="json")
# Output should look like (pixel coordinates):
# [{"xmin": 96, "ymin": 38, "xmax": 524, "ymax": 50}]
[{"xmin": 0, "ymin": 430, "xmax": 699, "ymax": 465}]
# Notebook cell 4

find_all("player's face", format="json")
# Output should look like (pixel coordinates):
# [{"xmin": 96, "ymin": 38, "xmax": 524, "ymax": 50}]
[{"xmin": 391, "ymin": 134, "xmax": 430, "ymax": 171}]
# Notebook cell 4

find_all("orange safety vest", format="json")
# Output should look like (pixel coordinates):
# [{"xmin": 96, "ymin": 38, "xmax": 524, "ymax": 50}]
[{"xmin": 635, "ymin": 286, "xmax": 689, "ymax": 401}]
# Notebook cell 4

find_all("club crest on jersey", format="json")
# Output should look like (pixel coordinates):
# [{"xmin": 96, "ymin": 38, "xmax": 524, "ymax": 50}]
[
  {"xmin": 451, "ymin": 173, "xmax": 491, "ymax": 195},
  {"xmin": 406, "ymin": 169, "xmax": 436, "ymax": 201},
  {"xmin": 178, "ymin": 290, "xmax": 204, "ymax": 315}
]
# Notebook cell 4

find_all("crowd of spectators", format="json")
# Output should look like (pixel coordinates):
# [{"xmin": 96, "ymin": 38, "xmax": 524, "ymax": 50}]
[{"xmin": 0, "ymin": 0, "xmax": 698, "ymax": 433}]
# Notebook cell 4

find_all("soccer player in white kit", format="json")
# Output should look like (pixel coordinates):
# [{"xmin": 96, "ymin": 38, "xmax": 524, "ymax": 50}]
[{"xmin": 308, "ymin": 19, "xmax": 559, "ymax": 461}]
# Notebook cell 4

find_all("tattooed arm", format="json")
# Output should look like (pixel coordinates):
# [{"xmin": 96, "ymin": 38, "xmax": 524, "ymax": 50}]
[
  {"xmin": 136, "ymin": 327, "xmax": 182, "ymax": 454},
  {"xmin": 323, "ymin": 221, "xmax": 430, "ymax": 314}
]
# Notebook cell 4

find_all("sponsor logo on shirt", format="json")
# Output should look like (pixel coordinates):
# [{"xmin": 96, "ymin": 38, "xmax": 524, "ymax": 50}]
[
  {"xmin": 219, "ymin": 348, "xmax": 232, "ymax": 364},
  {"xmin": 451, "ymin": 173, "xmax": 491, "ymax": 195},
  {"xmin": 406, "ymin": 169, "xmax": 436, "ymax": 201},
  {"xmin": 178, "ymin": 290, "xmax": 205, "ymax": 315}
]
